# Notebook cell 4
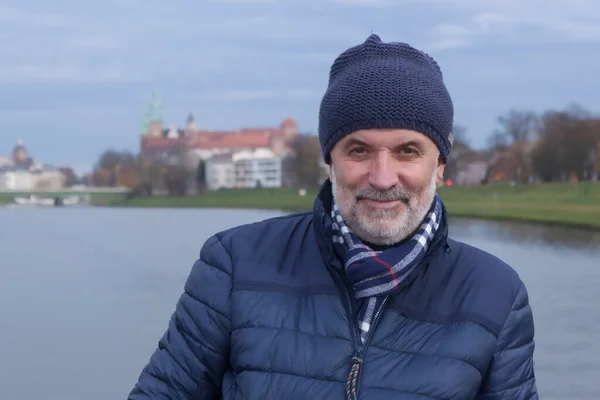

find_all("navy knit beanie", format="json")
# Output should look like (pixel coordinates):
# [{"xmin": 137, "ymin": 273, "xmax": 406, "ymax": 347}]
[{"xmin": 318, "ymin": 34, "xmax": 454, "ymax": 163}]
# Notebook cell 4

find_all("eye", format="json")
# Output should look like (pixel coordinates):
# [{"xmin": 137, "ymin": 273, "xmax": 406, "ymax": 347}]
[
  {"xmin": 349, "ymin": 147, "xmax": 367, "ymax": 155},
  {"xmin": 399, "ymin": 147, "xmax": 419, "ymax": 156}
]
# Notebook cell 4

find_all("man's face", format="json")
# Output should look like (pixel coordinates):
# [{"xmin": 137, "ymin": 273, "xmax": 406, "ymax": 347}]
[{"xmin": 329, "ymin": 128, "xmax": 445, "ymax": 246}]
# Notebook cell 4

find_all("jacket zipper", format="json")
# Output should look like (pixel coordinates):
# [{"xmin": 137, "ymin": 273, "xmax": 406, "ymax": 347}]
[
  {"xmin": 327, "ymin": 261, "xmax": 390, "ymax": 400},
  {"xmin": 320, "ymin": 210, "xmax": 447, "ymax": 399},
  {"xmin": 322, "ymin": 211, "xmax": 390, "ymax": 399},
  {"xmin": 345, "ymin": 297, "xmax": 389, "ymax": 400}
]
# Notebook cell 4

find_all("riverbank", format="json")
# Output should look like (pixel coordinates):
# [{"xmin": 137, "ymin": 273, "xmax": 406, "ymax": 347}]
[
  {"xmin": 102, "ymin": 182, "xmax": 600, "ymax": 230},
  {"xmin": 0, "ymin": 191, "xmax": 125, "ymax": 206}
]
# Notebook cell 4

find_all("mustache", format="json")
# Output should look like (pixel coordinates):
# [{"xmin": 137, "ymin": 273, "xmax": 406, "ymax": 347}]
[{"xmin": 355, "ymin": 186, "xmax": 411, "ymax": 204}]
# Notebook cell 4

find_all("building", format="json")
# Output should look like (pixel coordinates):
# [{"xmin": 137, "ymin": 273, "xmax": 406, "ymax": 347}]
[
  {"xmin": 233, "ymin": 148, "xmax": 282, "ymax": 189},
  {"xmin": 454, "ymin": 161, "xmax": 488, "ymax": 185},
  {"xmin": 205, "ymin": 153, "xmax": 235, "ymax": 190},
  {"xmin": 205, "ymin": 148, "xmax": 282, "ymax": 190},
  {"xmin": 0, "ymin": 139, "xmax": 66, "ymax": 190},
  {"xmin": 0, "ymin": 168, "xmax": 32, "ymax": 190},
  {"xmin": 138, "ymin": 90, "xmax": 298, "ymax": 174}
]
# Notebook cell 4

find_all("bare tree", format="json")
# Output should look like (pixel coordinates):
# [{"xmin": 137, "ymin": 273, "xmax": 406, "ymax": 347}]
[
  {"xmin": 486, "ymin": 131, "xmax": 509, "ymax": 150},
  {"xmin": 484, "ymin": 109, "xmax": 541, "ymax": 183},
  {"xmin": 286, "ymin": 133, "xmax": 324, "ymax": 187},
  {"xmin": 495, "ymin": 109, "xmax": 540, "ymax": 144},
  {"xmin": 444, "ymin": 124, "xmax": 471, "ymax": 182},
  {"xmin": 531, "ymin": 106, "xmax": 600, "ymax": 181},
  {"xmin": 451, "ymin": 124, "xmax": 469, "ymax": 146}
]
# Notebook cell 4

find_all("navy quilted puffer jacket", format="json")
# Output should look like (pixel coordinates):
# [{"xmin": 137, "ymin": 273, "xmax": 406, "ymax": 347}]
[{"xmin": 128, "ymin": 181, "xmax": 538, "ymax": 399}]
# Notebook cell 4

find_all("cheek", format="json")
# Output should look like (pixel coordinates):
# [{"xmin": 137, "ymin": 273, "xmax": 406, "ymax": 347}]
[
  {"xmin": 397, "ymin": 162, "xmax": 439, "ymax": 189},
  {"xmin": 398, "ymin": 165, "xmax": 427, "ymax": 187},
  {"xmin": 334, "ymin": 162, "xmax": 366, "ymax": 188}
]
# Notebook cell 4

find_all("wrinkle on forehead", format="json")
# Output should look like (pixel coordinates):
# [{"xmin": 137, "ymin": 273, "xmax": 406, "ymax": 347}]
[{"xmin": 344, "ymin": 129, "xmax": 431, "ymax": 147}]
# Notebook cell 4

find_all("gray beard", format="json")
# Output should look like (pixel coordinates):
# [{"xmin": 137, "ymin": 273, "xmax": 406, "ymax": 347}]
[{"xmin": 330, "ymin": 166, "xmax": 437, "ymax": 246}]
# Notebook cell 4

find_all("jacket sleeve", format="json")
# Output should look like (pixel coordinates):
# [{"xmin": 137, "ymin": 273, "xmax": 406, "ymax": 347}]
[
  {"xmin": 128, "ymin": 234, "xmax": 233, "ymax": 399},
  {"xmin": 477, "ymin": 281, "xmax": 538, "ymax": 399}
]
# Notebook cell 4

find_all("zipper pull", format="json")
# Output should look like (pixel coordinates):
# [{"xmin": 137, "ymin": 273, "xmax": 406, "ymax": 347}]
[{"xmin": 346, "ymin": 356, "xmax": 362, "ymax": 400}]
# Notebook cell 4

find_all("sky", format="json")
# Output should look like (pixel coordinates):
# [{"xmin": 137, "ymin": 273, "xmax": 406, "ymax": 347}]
[{"xmin": 1, "ymin": 0, "xmax": 599, "ymax": 174}]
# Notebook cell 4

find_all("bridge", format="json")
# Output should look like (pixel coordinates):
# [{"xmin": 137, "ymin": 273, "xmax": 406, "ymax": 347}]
[{"xmin": 0, "ymin": 186, "xmax": 130, "ymax": 205}]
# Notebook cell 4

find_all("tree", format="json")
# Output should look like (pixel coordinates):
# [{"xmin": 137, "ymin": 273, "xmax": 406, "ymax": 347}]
[
  {"xmin": 486, "ymin": 131, "xmax": 509, "ymax": 151},
  {"xmin": 196, "ymin": 159, "xmax": 207, "ymax": 193},
  {"xmin": 495, "ymin": 109, "xmax": 540, "ymax": 144},
  {"xmin": 164, "ymin": 165, "xmax": 187, "ymax": 196},
  {"xmin": 451, "ymin": 124, "xmax": 469, "ymax": 146},
  {"xmin": 530, "ymin": 106, "xmax": 600, "ymax": 182},
  {"xmin": 444, "ymin": 124, "xmax": 472, "ymax": 182},
  {"xmin": 58, "ymin": 167, "xmax": 78, "ymax": 187},
  {"xmin": 95, "ymin": 150, "xmax": 135, "ymax": 171},
  {"xmin": 485, "ymin": 109, "xmax": 540, "ymax": 184},
  {"xmin": 286, "ymin": 133, "xmax": 324, "ymax": 187}
]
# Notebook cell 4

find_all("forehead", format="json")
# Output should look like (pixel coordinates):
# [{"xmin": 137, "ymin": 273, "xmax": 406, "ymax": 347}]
[{"xmin": 337, "ymin": 128, "xmax": 430, "ymax": 147}]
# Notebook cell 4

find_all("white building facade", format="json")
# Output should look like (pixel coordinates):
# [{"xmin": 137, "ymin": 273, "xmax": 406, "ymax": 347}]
[
  {"xmin": 0, "ymin": 140, "xmax": 66, "ymax": 191},
  {"xmin": 205, "ymin": 148, "xmax": 282, "ymax": 190},
  {"xmin": 205, "ymin": 154, "xmax": 235, "ymax": 190}
]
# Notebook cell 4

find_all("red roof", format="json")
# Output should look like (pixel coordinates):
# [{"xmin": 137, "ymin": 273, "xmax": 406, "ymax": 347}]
[
  {"xmin": 188, "ymin": 134, "xmax": 271, "ymax": 149},
  {"xmin": 141, "ymin": 136, "xmax": 186, "ymax": 149},
  {"xmin": 141, "ymin": 118, "xmax": 295, "ymax": 151},
  {"xmin": 281, "ymin": 117, "xmax": 297, "ymax": 127},
  {"xmin": 192, "ymin": 128, "xmax": 283, "ymax": 138}
]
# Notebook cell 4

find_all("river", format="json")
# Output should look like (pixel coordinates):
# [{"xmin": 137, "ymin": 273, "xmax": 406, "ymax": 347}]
[{"xmin": 1, "ymin": 206, "xmax": 599, "ymax": 399}]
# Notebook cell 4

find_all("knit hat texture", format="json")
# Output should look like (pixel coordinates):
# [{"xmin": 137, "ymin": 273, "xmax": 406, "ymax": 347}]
[{"xmin": 318, "ymin": 34, "xmax": 454, "ymax": 162}]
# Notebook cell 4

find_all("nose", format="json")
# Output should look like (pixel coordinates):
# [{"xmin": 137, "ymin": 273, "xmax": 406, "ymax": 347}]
[{"xmin": 368, "ymin": 151, "xmax": 399, "ymax": 190}]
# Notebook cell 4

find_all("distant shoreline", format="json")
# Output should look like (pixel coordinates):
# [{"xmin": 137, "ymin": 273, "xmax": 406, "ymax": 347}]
[
  {"xmin": 2, "ymin": 182, "xmax": 599, "ymax": 230},
  {"xmin": 105, "ymin": 182, "xmax": 600, "ymax": 230}
]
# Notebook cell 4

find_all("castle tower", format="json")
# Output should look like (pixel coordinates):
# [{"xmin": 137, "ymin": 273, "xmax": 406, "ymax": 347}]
[
  {"xmin": 281, "ymin": 117, "xmax": 298, "ymax": 141},
  {"xmin": 185, "ymin": 113, "xmax": 197, "ymax": 134},
  {"xmin": 140, "ymin": 89, "xmax": 163, "ymax": 137},
  {"xmin": 139, "ymin": 112, "xmax": 151, "ymax": 136},
  {"xmin": 148, "ymin": 89, "xmax": 163, "ymax": 137},
  {"xmin": 12, "ymin": 138, "xmax": 28, "ymax": 163}
]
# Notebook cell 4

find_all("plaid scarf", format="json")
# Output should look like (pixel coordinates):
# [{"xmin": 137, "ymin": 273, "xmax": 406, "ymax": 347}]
[{"xmin": 331, "ymin": 195, "xmax": 442, "ymax": 344}]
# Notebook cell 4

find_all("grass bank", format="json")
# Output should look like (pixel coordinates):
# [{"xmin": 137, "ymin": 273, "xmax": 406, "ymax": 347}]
[
  {"xmin": 104, "ymin": 187, "xmax": 319, "ymax": 212},
  {"xmin": 438, "ymin": 182, "xmax": 600, "ymax": 230},
  {"xmin": 4, "ymin": 183, "xmax": 599, "ymax": 230},
  {"xmin": 106, "ymin": 182, "xmax": 600, "ymax": 230}
]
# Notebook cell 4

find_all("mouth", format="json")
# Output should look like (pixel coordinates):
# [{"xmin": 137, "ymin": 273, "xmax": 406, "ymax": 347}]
[{"xmin": 360, "ymin": 198, "xmax": 404, "ymax": 209}]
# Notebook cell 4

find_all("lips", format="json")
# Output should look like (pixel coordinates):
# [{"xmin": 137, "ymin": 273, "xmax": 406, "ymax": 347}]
[{"xmin": 361, "ymin": 198, "xmax": 403, "ymax": 209}]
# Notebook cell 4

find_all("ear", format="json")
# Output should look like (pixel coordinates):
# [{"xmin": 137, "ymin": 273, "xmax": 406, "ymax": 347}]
[{"xmin": 436, "ymin": 155, "xmax": 445, "ymax": 184}]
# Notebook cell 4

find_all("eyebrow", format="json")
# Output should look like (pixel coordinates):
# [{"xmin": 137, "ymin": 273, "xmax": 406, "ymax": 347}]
[
  {"xmin": 342, "ymin": 138, "xmax": 425, "ymax": 149},
  {"xmin": 342, "ymin": 138, "xmax": 370, "ymax": 148}
]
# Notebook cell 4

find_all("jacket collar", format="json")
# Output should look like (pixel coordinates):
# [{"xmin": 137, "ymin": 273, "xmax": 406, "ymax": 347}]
[{"xmin": 312, "ymin": 178, "xmax": 449, "ymax": 267}]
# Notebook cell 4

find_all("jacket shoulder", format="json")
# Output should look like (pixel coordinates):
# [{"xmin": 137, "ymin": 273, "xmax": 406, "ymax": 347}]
[
  {"xmin": 212, "ymin": 211, "xmax": 313, "ymax": 247},
  {"xmin": 446, "ymin": 237, "xmax": 523, "ymax": 289},
  {"xmin": 430, "ymin": 238, "xmax": 530, "ymax": 336},
  {"xmin": 205, "ymin": 211, "xmax": 315, "ymax": 277},
  {"xmin": 412, "ymin": 238, "xmax": 526, "ymax": 336}
]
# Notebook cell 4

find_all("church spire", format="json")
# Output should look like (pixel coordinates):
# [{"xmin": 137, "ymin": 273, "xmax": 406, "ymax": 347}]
[
  {"xmin": 140, "ymin": 89, "xmax": 163, "ymax": 136},
  {"xmin": 148, "ymin": 89, "xmax": 162, "ymax": 123},
  {"xmin": 140, "ymin": 111, "xmax": 151, "ymax": 135}
]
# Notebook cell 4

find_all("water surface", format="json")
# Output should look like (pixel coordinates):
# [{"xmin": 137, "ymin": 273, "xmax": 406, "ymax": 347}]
[{"xmin": 1, "ymin": 206, "xmax": 598, "ymax": 399}]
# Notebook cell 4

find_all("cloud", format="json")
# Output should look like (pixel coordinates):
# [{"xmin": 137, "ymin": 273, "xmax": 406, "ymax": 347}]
[
  {"xmin": 328, "ymin": 0, "xmax": 390, "ymax": 6},
  {"xmin": 66, "ymin": 35, "xmax": 125, "ymax": 51},
  {"xmin": 196, "ymin": 88, "xmax": 317, "ymax": 101},
  {"xmin": 217, "ymin": 0, "xmax": 277, "ymax": 3},
  {"xmin": 428, "ymin": 1, "xmax": 600, "ymax": 50},
  {"xmin": 0, "ymin": 5, "xmax": 66, "ymax": 28},
  {"xmin": 0, "ymin": 64, "xmax": 145, "ymax": 83},
  {"xmin": 429, "ymin": 24, "xmax": 475, "ymax": 50}
]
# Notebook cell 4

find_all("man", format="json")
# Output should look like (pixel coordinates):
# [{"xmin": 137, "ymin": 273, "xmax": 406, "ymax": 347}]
[{"xmin": 129, "ymin": 34, "xmax": 538, "ymax": 399}]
